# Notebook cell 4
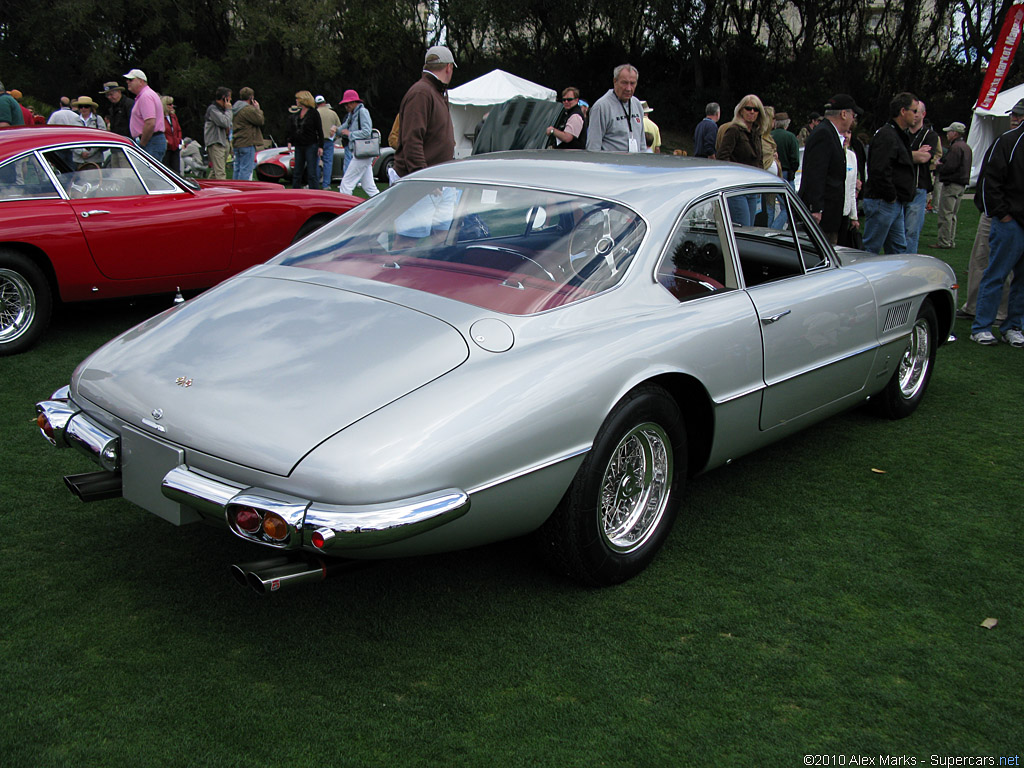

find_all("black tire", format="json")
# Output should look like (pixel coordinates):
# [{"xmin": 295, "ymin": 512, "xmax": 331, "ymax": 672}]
[
  {"xmin": 290, "ymin": 215, "xmax": 336, "ymax": 245},
  {"xmin": 872, "ymin": 299, "xmax": 938, "ymax": 419},
  {"xmin": 537, "ymin": 385, "xmax": 686, "ymax": 586},
  {"xmin": 0, "ymin": 251, "xmax": 52, "ymax": 356},
  {"xmin": 377, "ymin": 153, "xmax": 395, "ymax": 183}
]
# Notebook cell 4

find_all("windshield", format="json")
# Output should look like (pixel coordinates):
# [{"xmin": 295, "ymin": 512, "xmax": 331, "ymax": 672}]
[{"xmin": 274, "ymin": 181, "xmax": 646, "ymax": 315}]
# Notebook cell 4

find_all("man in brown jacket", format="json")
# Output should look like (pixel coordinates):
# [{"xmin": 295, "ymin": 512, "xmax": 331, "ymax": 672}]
[{"xmin": 393, "ymin": 45, "xmax": 457, "ymax": 180}]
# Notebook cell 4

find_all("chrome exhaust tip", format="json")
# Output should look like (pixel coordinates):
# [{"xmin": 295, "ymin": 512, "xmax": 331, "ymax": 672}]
[{"xmin": 230, "ymin": 555, "xmax": 368, "ymax": 594}]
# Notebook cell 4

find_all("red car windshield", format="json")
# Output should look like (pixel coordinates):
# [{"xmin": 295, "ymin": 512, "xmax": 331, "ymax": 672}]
[{"xmin": 275, "ymin": 181, "xmax": 646, "ymax": 315}]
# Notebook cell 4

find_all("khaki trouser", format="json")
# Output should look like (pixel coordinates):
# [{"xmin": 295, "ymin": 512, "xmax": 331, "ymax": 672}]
[
  {"xmin": 963, "ymin": 214, "xmax": 1010, "ymax": 320},
  {"xmin": 208, "ymin": 143, "xmax": 228, "ymax": 180},
  {"xmin": 936, "ymin": 182, "xmax": 965, "ymax": 247}
]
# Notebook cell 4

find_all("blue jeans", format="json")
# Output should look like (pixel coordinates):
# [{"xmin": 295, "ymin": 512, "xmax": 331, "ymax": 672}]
[
  {"xmin": 233, "ymin": 145, "xmax": 255, "ymax": 181},
  {"xmin": 861, "ymin": 198, "xmax": 907, "ymax": 254},
  {"xmin": 973, "ymin": 217, "xmax": 1024, "ymax": 335},
  {"xmin": 727, "ymin": 194, "xmax": 758, "ymax": 226},
  {"xmin": 903, "ymin": 188, "xmax": 928, "ymax": 253},
  {"xmin": 321, "ymin": 139, "xmax": 335, "ymax": 188},
  {"xmin": 343, "ymin": 145, "xmax": 353, "ymax": 174},
  {"xmin": 292, "ymin": 143, "xmax": 318, "ymax": 188},
  {"xmin": 140, "ymin": 132, "xmax": 167, "ymax": 163}
]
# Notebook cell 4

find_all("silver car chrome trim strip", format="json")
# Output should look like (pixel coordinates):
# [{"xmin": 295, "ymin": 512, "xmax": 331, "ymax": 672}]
[
  {"xmin": 51, "ymin": 385, "xmax": 71, "ymax": 400},
  {"xmin": 64, "ymin": 413, "xmax": 120, "ymax": 472},
  {"xmin": 162, "ymin": 465, "xmax": 244, "ymax": 516},
  {"xmin": 766, "ymin": 343, "xmax": 880, "ymax": 386},
  {"xmin": 467, "ymin": 445, "xmax": 592, "ymax": 495},
  {"xmin": 304, "ymin": 489, "xmax": 470, "ymax": 551}
]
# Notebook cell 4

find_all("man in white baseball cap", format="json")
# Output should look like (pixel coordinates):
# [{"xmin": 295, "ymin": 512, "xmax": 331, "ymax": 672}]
[{"xmin": 124, "ymin": 68, "xmax": 166, "ymax": 161}]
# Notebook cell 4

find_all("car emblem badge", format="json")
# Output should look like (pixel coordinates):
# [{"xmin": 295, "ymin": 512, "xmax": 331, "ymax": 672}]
[
  {"xmin": 175, "ymin": 377, "xmax": 193, "ymax": 388},
  {"xmin": 151, "ymin": 409, "xmax": 163, "ymax": 420}
]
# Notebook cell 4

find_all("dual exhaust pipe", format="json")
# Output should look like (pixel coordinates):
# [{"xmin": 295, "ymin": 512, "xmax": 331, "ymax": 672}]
[
  {"xmin": 63, "ymin": 470, "xmax": 360, "ymax": 595},
  {"xmin": 230, "ymin": 554, "xmax": 364, "ymax": 594}
]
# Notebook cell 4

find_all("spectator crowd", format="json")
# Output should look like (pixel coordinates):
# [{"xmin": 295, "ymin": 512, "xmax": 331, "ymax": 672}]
[{"xmin": 5, "ymin": 52, "xmax": 1021, "ymax": 348}]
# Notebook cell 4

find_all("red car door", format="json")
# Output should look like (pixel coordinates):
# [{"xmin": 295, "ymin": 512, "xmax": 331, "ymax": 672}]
[
  {"xmin": 50, "ymin": 145, "xmax": 235, "ymax": 281},
  {"xmin": 69, "ymin": 193, "xmax": 234, "ymax": 280}
]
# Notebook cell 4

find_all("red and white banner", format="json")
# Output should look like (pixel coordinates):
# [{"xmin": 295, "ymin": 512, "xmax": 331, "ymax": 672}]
[{"xmin": 976, "ymin": 3, "xmax": 1024, "ymax": 111}]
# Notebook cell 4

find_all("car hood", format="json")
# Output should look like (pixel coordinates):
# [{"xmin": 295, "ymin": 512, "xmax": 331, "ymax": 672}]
[{"xmin": 73, "ymin": 275, "xmax": 470, "ymax": 476}]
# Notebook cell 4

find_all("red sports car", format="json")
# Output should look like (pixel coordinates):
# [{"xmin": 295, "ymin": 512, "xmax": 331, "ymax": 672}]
[{"xmin": 0, "ymin": 127, "xmax": 361, "ymax": 355}]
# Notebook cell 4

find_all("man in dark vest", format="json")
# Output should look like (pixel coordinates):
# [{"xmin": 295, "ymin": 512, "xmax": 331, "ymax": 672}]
[
  {"xmin": 99, "ymin": 81, "xmax": 134, "ymax": 137},
  {"xmin": 545, "ymin": 87, "xmax": 587, "ymax": 149}
]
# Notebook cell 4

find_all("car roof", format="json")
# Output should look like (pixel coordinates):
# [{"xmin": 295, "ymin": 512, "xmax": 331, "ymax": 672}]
[
  {"xmin": 403, "ymin": 151, "xmax": 786, "ymax": 210},
  {"xmin": 0, "ymin": 126, "xmax": 134, "ymax": 157}
]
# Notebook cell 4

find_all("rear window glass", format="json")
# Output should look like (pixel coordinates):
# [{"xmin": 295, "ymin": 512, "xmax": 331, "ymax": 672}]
[
  {"xmin": 274, "ymin": 181, "xmax": 646, "ymax": 315},
  {"xmin": 0, "ymin": 155, "xmax": 60, "ymax": 201}
]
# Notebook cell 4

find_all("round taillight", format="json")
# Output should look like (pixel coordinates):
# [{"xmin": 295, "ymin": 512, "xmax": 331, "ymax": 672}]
[
  {"xmin": 263, "ymin": 512, "xmax": 289, "ymax": 541},
  {"xmin": 37, "ymin": 413, "xmax": 54, "ymax": 440},
  {"xmin": 311, "ymin": 530, "xmax": 326, "ymax": 549},
  {"xmin": 234, "ymin": 506, "xmax": 262, "ymax": 533}
]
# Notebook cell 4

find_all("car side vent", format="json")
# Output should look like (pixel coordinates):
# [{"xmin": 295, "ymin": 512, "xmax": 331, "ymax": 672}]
[{"xmin": 884, "ymin": 301, "xmax": 912, "ymax": 333}]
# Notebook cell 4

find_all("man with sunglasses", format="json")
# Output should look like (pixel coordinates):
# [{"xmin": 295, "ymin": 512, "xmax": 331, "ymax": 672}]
[{"xmin": 546, "ymin": 88, "xmax": 587, "ymax": 149}]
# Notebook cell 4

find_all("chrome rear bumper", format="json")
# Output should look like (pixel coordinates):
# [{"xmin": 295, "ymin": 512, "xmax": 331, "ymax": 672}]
[{"xmin": 38, "ymin": 389, "xmax": 470, "ymax": 554}]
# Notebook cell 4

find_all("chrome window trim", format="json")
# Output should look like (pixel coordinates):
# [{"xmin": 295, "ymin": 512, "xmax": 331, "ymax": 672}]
[
  {"xmin": 652, "ymin": 190, "xmax": 741, "ymax": 297},
  {"xmin": 0, "ymin": 150, "xmax": 64, "ymax": 202}
]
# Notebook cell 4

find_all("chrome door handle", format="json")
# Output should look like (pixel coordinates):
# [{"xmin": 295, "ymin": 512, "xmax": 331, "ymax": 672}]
[
  {"xmin": 81, "ymin": 210, "xmax": 111, "ymax": 218},
  {"xmin": 761, "ymin": 310, "xmax": 792, "ymax": 325}
]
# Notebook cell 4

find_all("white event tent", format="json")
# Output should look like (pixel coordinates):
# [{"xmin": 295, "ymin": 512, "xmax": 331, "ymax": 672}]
[
  {"xmin": 967, "ymin": 82, "xmax": 1024, "ymax": 184},
  {"xmin": 448, "ymin": 69, "xmax": 557, "ymax": 158}
]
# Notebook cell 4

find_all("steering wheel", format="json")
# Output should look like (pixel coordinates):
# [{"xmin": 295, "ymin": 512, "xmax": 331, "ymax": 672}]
[{"xmin": 569, "ymin": 208, "xmax": 620, "ymax": 277}]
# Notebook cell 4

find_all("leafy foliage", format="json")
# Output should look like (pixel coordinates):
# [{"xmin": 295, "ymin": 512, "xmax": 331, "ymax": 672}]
[{"xmin": 1, "ymin": 0, "xmax": 1021, "ymax": 139}]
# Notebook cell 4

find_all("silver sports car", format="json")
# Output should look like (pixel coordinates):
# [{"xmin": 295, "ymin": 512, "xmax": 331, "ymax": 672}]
[{"xmin": 36, "ymin": 152, "xmax": 957, "ymax": 592}]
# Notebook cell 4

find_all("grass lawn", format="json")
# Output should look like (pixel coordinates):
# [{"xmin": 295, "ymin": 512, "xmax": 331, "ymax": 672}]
[{"xmin": 1, "ymin": 202, "xmax": 1021, "ymax": 766}]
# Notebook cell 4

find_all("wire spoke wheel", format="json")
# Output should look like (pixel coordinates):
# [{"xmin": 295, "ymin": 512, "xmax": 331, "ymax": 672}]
[
  {"xmin": 600, "ymin": 422, "xmax": 672, "ymax": 553},
  {"xmin": 0, "ymin": 267, "xmax": 37, "ymax": 344}
]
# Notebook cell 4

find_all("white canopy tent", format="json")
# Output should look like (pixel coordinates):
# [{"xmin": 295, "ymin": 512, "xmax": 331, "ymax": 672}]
[
  {"xmin": 968, "ymin": 82, "xmax": 1024, "ymax": 184},
  {"xmin": 447, "ymin": 69, "xmax": 557, "ymax": 158}
]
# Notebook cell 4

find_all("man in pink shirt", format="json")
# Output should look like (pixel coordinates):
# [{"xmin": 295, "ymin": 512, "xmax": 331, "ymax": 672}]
[{"xmin": 124, "ymin": 68, "xmax": 166, "ymax": 161}]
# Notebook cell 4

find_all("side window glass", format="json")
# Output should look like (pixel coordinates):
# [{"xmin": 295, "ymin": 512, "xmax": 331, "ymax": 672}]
[
  {"xmin": 790, "ymin": 204, "xmax": 829, "ymax": 270},
  {"xmin": 656, "ymin": 197, "xmax": 736, "ymax": 302},
  {"xmin": 44, "ymin": 147, "xmax": 147, "ymax": 199},
  {"xmin": 726, "ymin": 190, "xmax": 805, "ymax": 286},
  {"xmin": 131, "ymin": 152, "xmax": 178, "ymax": 193},
  {"xmin": 0, "ymin": 155, "xmax": 59, "ymax": 200}
]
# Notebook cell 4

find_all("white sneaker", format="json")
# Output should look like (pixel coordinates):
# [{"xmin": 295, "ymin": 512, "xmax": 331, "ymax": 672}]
[
  {"xmin": 1002, "ymin": 328, "xmax": 1024, "ymax": 348},
  {"xmin": 971, "ymin": 331, "xmax": 998, "ymax": 346}
]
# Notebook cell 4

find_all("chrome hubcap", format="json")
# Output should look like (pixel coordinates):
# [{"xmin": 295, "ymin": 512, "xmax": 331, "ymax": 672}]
[
  {"xmin": 897, "ymin": 317, "xmax": 931, "ymax": 399},
  {"xmin": 600, "ymin": 422, "xmax": 672, "ymax": 553},
  {"xmin": 0, "ymin": 268, "xmax": 35, "ymax": 343}
]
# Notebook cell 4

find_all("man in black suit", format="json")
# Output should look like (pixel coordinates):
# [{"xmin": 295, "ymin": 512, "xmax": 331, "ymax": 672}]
[{"xmin": 799, "ymin": 94, "xmax": 862, "ymax": 243}]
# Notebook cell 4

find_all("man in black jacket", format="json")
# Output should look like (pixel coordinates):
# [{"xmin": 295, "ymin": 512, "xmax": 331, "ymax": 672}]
[
  {"xmin": 799, "ymin": 94, "xmax": 861, "ymax": 243},
  {"xmin": 861, "ymin": 92, "xmax": 922, "ymax": 254},
  {"xmin": 971, "ymin": 110, "xmax": 1024, "ymax": 347}
]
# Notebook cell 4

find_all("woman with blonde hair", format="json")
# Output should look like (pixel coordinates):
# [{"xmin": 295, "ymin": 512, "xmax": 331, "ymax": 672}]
[
  {"xmin": 717, "ymin": 94, "xmax": 769, "ymax": 224},
  {"xmin": 287, "ymin": 90, "xmax": 323, "ymax": 188}
]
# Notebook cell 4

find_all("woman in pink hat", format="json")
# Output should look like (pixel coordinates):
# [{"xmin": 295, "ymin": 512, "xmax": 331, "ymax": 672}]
[{"xmin": 338, "ymin": 89, "xmax": 379, "ymax": 198}]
